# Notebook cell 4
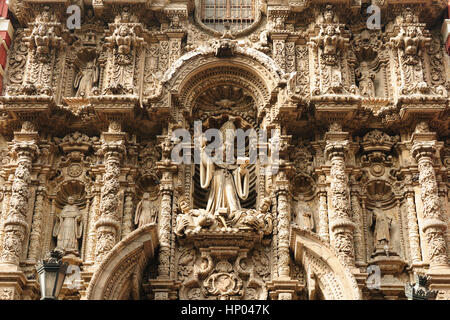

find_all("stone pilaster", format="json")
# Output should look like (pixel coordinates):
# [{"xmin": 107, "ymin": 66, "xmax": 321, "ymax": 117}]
[
  {"xmin": 0, "ymin": 181, "xmax": 12, "ymax": 255},
  {"xmin": 26, "ymin": 186, "xmax": 45, "ymax": 264},
  {"xmin": 275, "ymin": 174, "xmax": 290, "ymax": 279},
  {"xmin": 404, "ymin": 177, "xmax": 422, "ymax": 265},
  {"xmin": 318, "ymin": 186, "xmax": 330, "ymax": 243},
  {"xmin": 325, "ymin": 127, "xmax": 355, "ymax": 267},
  {"xmin": 94, "ymin": 122, "xmax": 126, "ymax": 265},
  {"xmin": 156, "ymin": 173, "xmax": 174, "ymax": 278},
  {"xmin": 272, "ymin": 34, "xmax": 287, "ymax": 72},
  {"xmin": 121, "ymin": 188, "xmax": 135, "ymax": 239},
  {"xmin": 0, "ymin": 122, "xmax": 39, "ymax": 271},
  {"xmin": 350, "ymin": 187, "xmax": 365, "ymax": 267}
]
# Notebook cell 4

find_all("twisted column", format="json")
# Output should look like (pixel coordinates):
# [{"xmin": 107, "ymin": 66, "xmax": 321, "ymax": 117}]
[
  {"xmin": 325, "ymin": 139, "xmax": 355, "ymax": 267},
  {"xmin": 94, "ymin": 140, "xmax": 125, "ymax": 264},
  {"xmin": 411, "ymin": 140, "xmax": 449, "ymax": 268},
  {"xmin": 0, "ymin": 126, "xmax": 39, "ymax": 269}
]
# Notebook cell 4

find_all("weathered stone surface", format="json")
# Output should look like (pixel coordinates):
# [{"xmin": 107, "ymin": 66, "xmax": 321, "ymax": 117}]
[{"xmin": 0, "ymin": 1, "xmax": 448, "ymax": 300}]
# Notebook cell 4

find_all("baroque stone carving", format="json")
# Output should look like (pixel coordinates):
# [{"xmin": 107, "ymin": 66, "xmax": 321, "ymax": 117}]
[
  {"xmin": 53, "ymin": 196, "xmax": 83, "ymax": 256},
  {"xmin": 0, "ymin": 0, "xmax": 448, "ymax": 301}
]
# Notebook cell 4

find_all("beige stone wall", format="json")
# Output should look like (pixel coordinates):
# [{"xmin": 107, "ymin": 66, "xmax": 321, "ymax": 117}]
[{"xmin": 0, "ymin": 0, "xmax": 448, "ymax": 300}]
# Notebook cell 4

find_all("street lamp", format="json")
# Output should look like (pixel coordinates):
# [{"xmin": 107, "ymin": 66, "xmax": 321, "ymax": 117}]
[{"xmin": 36, "ymin": 249, "xmax": 68, "ymax": 300}]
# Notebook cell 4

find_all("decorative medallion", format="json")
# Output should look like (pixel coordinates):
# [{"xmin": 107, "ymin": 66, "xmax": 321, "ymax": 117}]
[{"xmin": 67, "ymin": 164, "xmax": 83, "ymax": 177}]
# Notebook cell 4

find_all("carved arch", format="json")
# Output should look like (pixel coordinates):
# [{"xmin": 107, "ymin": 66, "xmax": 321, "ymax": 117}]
[
  {"xmin": 290, "ymin": 227, "xmax": 362, "ymax": 300},
  {"xmin": 85, "ymin": 224, "xmax": 159, "ymax": 300},
  {"xmin": 161, "ymin": 46, "xmax": 285, "ymax": 116}
]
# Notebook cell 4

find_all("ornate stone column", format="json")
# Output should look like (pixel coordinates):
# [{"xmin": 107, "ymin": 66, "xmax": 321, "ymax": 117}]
[
  {"xmin": 275, "ymin": 172, "xmax": 291, "ymax": 279},
  {"xmin": 26, "ymin": 186, "xmax": 46, "ymax": 264},
  {"xmin": 156, "ymin": 170, "xmax": 174, "ymax": 279},
  {"xmin": 325, "ymin": 126, "xmax": 355, "ymax": 267},
  {"xmin": 404, "ymin": 175, "xmax": 422, "ymax": 265},
  {"xmin": 266, "ymin": 132, "xmax": 301, "ymax": 300},
  {"xmin": 411, "ymin": 127, "xmax": 449, "ymax": 270},
  {"xmin": 0, "ymin": 181, "xmax": 12, "ymax": 254},
  {"xmin": 318, "ymin": 185, "xmax": 330, "ymax": 243},
  {"xmin": 149, "ymin": 136, "xmax": 179, "ymax": 300},
  {"xmin": 0, "ymin": 122, "xmax": 39, "ymax": 271},
  {"xmin": 121, "ymin": 188, "xmax": 135, "ymax": 239},
  {"xmin": 94, "ymin": 122, "xmax": 126, "ymax": 264},
  {"xmin": 350, "ymin": 183, "xmax": 366, "ymax": 267}
]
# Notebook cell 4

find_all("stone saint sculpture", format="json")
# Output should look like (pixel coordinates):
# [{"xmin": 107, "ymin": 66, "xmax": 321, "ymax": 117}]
[
  {"xmin": 199, "ymin": 119, "xmax": 249, "ymax": 228},
  {"xmin": 134, "ymin": 192, "xmax": 158, "ymax": 227},
  {"xmin": 52, "ymin": 196, "xmax": 83, "ymax": 255},
  {"xmin": 74, "ymin": 60, "xmax": 99, "ymax": 97},
  {"xmin": 370, "ymin": 206, "xmax": 392, "ymax": 252}
]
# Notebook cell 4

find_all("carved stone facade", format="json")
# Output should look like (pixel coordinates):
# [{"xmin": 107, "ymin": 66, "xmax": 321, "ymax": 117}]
[{"xmin": 0, "ymin": 0, "xmax": 448, "ymax": 300}]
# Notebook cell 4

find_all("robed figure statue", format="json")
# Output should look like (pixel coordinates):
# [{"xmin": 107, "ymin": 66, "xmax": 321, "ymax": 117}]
[
  {"xmin": 74, "ymin": 60, "xmax": 99, "ymax": 97},
  {"xmin": 53, "ymin": 196, "xmax": 83, "ymax": 255},
  {"xmin": 200, "ymin": 119, "xmax": 249, "ymax": 228}
]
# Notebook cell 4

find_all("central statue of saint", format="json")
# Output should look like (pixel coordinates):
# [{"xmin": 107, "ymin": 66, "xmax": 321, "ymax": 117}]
[{"xmin": 200, "ymin": 119, "xmax": 249, "ymax": 227}]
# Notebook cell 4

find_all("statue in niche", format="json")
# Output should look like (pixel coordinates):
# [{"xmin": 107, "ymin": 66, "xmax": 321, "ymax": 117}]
[
  {"xmin": 134, "ymin": 192, "xmax": 158, "ymax": 228},
  {"xmin": 52, "ymin": 196, "xmax": 83, "ymax": 256},
  {"xmin": 369, "ymin": 205, "xmax": 392, "ymax": 254},
  {"xmin": 296, "ymin": 201, "xmax": 315, "ymax": 231},
  {"xmin": 74, "ymin": 59, "xmax": 99, "ymax": 97},
  {"xmin": 356, "ymin": 61, "xmax": 376, "ymax": 97},
  {"xmin": 199, "ymin": 118, "xmax": 249, "ymax": 228},
  {"xmin": 175, "ymin": 197, "xmax": 215, "ymax": 236}
]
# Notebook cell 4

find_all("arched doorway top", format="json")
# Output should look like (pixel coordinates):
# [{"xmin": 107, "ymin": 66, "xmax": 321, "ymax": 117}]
[
  {"xmin": 160, "ymin": 43, "xmax": 286, "ymax": 121},
  {"xmin": 86, "ymin": 224, "xmax": 159, "ymax": 300},
  {"xmin": 290, "ymin": 227, "xmax": 362, "ymax": 300},
  {"xmin": 161, "ymin": 43, "xmax": 285, "ymax": 100}
]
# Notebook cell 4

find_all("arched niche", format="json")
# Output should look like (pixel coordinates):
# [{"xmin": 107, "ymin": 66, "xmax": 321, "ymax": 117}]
[
  {"xmin": 160, "ymin": 45, "xmax": 285, "ymax": 119},
  {"xmin": 85, "ymin": 224, "xmax": 159, "ymax": 300},
  {"xmin": 290, "ymin": 227, "xmax": 362, "ymax": 300}
]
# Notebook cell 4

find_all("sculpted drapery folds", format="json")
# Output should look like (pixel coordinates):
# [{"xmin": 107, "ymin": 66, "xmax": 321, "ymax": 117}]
[
  {"xmin": 53, "ymin": 196, "xmax": 83, "ymax": 256},
  {"xmin": 199, "ymin": 120, "xmax": 249, "ymax": 226}
]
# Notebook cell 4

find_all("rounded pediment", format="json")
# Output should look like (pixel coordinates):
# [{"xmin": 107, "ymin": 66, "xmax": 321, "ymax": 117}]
[{"xmin": 194, "ymin": 0, "xmax": 262, "ymax": 37}]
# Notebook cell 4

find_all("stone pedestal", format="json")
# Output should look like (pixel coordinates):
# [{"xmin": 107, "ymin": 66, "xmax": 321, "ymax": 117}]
[
  {"xmin": 266, "ymin": 278, "xmax": 303, "ymax": 300},
  {"xmin": 427, "ymin": 267, "xmax": 450, "ymax": 299},
  {"xmin": 0, "ymin": 271, "xmax": 27, "ymax": 300},
  {"xmin": 146, "ymin": 278, "xmax": 181, "ymax": 300},
  {"xmin": 369, "ymin": 253, "xmax": 407, "ymax": 299}
]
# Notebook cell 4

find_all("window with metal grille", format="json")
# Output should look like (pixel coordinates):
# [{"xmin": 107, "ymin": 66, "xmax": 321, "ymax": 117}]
[{"xmin": 201, "ymin": 0, "xmax": 255, "ymax": 32}]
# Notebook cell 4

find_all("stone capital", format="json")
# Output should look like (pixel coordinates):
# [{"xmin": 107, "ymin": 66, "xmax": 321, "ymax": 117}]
[
  {"xmin": 411, "ymin": 140, "xmax": 437, "ymax": 161},
  {"xmin": 325, "ymin": 139, "xmax": 349, "ymax": 160}
]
